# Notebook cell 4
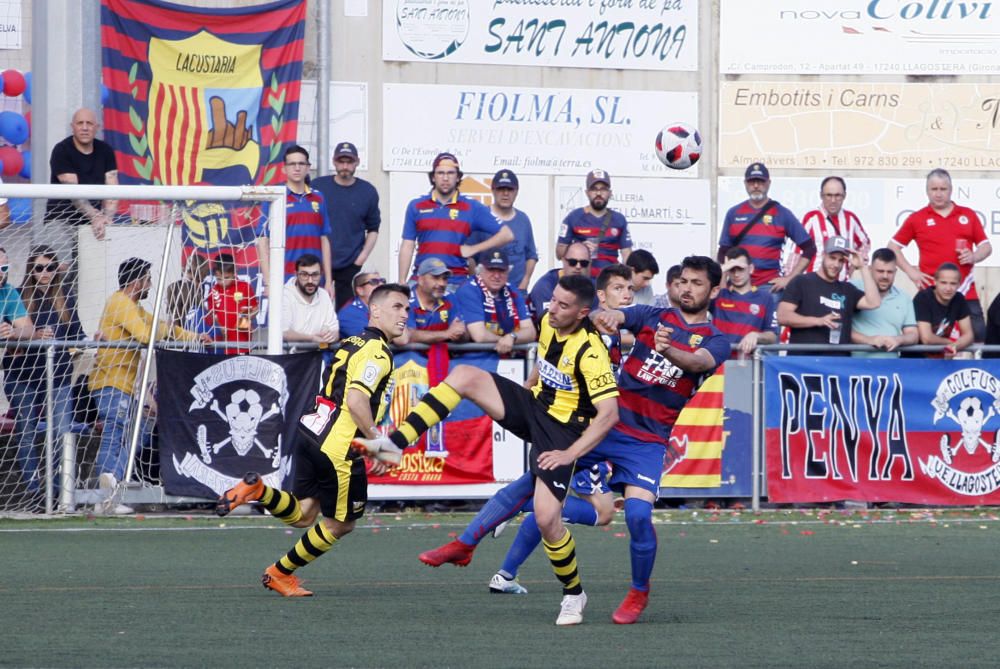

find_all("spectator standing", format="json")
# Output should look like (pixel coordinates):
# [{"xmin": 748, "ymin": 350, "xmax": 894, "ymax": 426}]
[
  {"xmin": 717, "ymin": 163, "xmax": 815, "ymax": 292},
  {"xmin": 913, "ymin": 263, "xmax": 974, "ymax": 358},
  {"xmin": 42, "ymin": 108, "xmax": 118, "ymax": 264},
  {"xmin": 337, "ymin": 270, "xmax": 385, "ymax": 338},
  {"xmin": 205, "ymin": 252, "xmax": 258, "ymax": 355},
  {"xmin": 850, "ymin": 248, "xmax": 918, "ymax": 358},
  {"xmin": 257, "ymin": 146, "xmax": 333, "ymax": 293},
  {"xmin": 653, "ymin": 264, "xmax": 683, "ymax": 309},
  {"xmin": 311, "ymin": 141, "xmax": 381, "ymax": 309},
  {"xmin": 398, "ymin": 152, "xmax": 512, "ymax": 289},
  {"xmin": 470, "ymin": 169, "xmax": 538, "ymax": 291},
  {"xmin": 626, "ymin": 250, "xmax": 659, "ymax": 305},
  {"xmin": 785, "ymin": 176, "xmax": 870, "ymax": 282},
  {"xmin": 777, "ymin": 237, "xmax": 879, "ymax": 355},
  {"xmin": 528, "ymin": 242, "xmax": 592, "ymax": 322},
  {"xmin": 89, "ymin": 258, "xmax": 209, "ymax": 512},
  {"xmin": 282, "ymin": 253, "xmax": 339, "ymax": 347},
  {"xmin": 556, "ymin": 169, "xmax": 631, "ymax": 277},
  {"xmin": 889, "ymin": 168, "xmax": 991, "ymax": 341},
  {"xmin": 455, "ymin": 250, "xmax": 535, "ymax": 356},
  {"xmin": 712, "ymin": 247, "xmax": 778, "ymax": 358}
]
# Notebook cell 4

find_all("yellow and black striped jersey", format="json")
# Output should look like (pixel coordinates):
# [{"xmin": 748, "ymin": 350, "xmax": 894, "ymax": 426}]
[
  {"xmin": 531, "ymin": 318, "xmax": 618, "ymax": 431},
  {"xmin": 304, "ymin": 327, "xmax": 394, "ymax": 457}
]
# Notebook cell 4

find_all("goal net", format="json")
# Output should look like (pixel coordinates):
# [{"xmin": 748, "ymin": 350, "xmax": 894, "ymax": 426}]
[{"xmin": 0, "ymin": 183, "xmax": 285, "ymax": 515}]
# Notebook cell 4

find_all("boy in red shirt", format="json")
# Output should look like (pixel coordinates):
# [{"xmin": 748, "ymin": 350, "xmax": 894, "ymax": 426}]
[{"xmin": 206, "ymin": 252, "xmax": 258, "ymax": 354}]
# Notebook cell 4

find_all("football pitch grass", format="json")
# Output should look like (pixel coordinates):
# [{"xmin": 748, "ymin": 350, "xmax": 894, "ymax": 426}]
[{"xmin": 5, "ymin": 508, "xmax": 1000, "ymax": 669}]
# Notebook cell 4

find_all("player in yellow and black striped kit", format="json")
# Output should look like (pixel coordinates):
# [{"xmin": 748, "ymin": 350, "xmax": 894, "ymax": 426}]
[
  {"xmin": 216, "ymin": 283, "xmax": 411, "ymax": 597},
  {"xmin": 355, "ymin": 274, "xmax": 619, "ymax": 625}
]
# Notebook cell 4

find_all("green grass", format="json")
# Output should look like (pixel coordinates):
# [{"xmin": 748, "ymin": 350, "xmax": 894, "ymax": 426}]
[{"xmin": 5, "ymin": 509, "xmax": 1000, "ymax": 668}]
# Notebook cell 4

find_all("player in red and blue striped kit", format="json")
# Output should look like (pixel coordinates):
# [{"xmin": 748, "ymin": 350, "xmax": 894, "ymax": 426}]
[
  {"xmin": 711, "ymin": 247, "xmax": 779, "ymax": 358},
  {"xmin": 717, "ymin": 163, "xmax": 815, "ymax": 293}
]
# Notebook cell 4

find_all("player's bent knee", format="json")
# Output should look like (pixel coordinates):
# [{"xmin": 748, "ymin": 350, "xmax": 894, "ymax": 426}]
[{"xmin": 322, "ymin": 517, "xmax": 354, "ymax": 538}]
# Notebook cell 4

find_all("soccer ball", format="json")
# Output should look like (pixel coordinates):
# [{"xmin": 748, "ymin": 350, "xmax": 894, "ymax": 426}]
[{"xmin": 655, "ymin": 122, "xmax": 702, "ymax": 170}]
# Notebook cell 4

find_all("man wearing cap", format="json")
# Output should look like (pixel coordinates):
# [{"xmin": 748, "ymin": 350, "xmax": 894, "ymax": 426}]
[
  {"xmin": 718, "ymin": 163, "xmax": 815, "ymax": 293},
  {"xmin": 712, "ymin": 247, "xmax": 778, "ymax": 358},
  {"xmin": 336, "ymin": 269, "xmax": 386, "ymax": 338},
  {"xmin": 777, "ymin": 236, "xmax": 880, "ymax": 356},
  {"xmin": 556, "ymin": 169, "xmax": 631, "ymax": 278},
  {"xmin": 469, "ymin": 169, "xmax": 539, "ymax": 291},
  {"xmin": 399, "ymin": 152, "xmax": 513, "ymax": 290},
  {"xmin": 311, "ymin": 141, "xmax": 382, "ymax": 310},
  {"xmin": 528, "ymin": 242, "xmax": 594, "ymax": 324},
  {"xmin": 397, "ymin": 258, "xmax": 466, "ymax": 347},
  {"xmin": 455, "ymin": 249, "xmax": 535, "ymax": 355}
]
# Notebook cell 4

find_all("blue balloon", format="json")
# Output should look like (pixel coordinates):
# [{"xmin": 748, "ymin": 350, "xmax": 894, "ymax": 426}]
[
  {"xmin": 8, "ymin": 197, "xmax": 32, "ymax": 225},
  {"xmin": 17, "ymin": 149, "xmax": 29, "ymax": 178},
  {"xmin": 22, "ymin": 71, "xmax": 30, "ymax": 105},
  {"xmin": 0, "ymin": 111, "xmax": 28, "ymax": 145}
]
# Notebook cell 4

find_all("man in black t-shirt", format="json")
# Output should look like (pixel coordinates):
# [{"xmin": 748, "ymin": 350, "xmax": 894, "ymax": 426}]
[
  {"xmin": 778, "ymin": 236, "xmax": 880, "ymax": 355},
  {"xmin": 913, "ymin": 262, "xmax": 974, "ymax": 358},
  {"xmin": 42, "ymin": 108, "xmax": 119, "ymax": 264}
]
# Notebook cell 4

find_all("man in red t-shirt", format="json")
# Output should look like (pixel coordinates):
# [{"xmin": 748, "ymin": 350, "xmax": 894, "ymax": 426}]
[
  {"xmin": 889, "ymin": 168, "xmax": 992, "ymax": 341},
  {"xmin": 206, "ymin": 252, "xmax": 259, "ymax": 354}
]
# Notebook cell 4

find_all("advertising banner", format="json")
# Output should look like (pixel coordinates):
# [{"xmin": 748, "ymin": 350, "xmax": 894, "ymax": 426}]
[
  {"xmin": 720, "ymin": 0, "xmax": 1000, "ymax": 75},
  {"xmin": 383, "ymin": 83, "xmax": 698, "ymax": 177},
  {"xmin": 765, "ymin": 357, "xmax": 1000, "ymax": 504},
  {"xmin": 383, "ymin": 0, "xmax": 698, "ymax": 72},
  {"xmin": 719, "ymin": 82, "xmax": 1000, "ymax": 172}
]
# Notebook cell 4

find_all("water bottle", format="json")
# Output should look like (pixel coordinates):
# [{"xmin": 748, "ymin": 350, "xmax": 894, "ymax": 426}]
[{"xmin": 828, "ymin": 315, "xmax": 842, "ymax": 345}]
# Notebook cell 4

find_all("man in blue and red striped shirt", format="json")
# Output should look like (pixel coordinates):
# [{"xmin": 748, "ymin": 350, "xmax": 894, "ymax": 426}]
[
  {"xmin": 711, "ymin": 246, "xmax": 778, "ymax": 358},
  {"xmin": 257, "ymin": 146, "xmax": 333, "ymax": 294},
  {"xmin": 717, "ymin": 163, "xmax": 815, "ymax": 293},
  {"xmin": 398, "ymin": 152, "xmax": 513, "ymax": 290},
  {"xmin": 556, "ymin": 169, "xmax": 632, "ymax": 278}
]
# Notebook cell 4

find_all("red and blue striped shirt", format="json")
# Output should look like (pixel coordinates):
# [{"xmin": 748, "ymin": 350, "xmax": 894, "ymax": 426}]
[
  {"xmin": 617, "ymin": 305, "xmax": 729, "ymax": 444},
  {"xmin": 258, "ymin": 186, "xmax": 333, "ymax": 281},
  {"xmin": 710, "ymin": 287, "xmax": 778, "ymax": 356},
  {"xmin": 558, "ymin": 208, "xmax": 631, "ymax": 277},
  {"xmin": 402, "ymin": 191, "xmax": 502, "ymax": 280},
  {"xmin": 719, "ymin": 200, "xmax": 810, "ymax": 286}
]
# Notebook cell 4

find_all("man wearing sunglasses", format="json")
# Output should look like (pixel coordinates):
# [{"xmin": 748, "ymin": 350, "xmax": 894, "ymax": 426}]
[
  {"xmin": 337, "ymin": 270, "xmax": 386, "ymax": 338},
  {"xmin": 528, "ymin": 242, "xmax": 594, "ymax": 325}
]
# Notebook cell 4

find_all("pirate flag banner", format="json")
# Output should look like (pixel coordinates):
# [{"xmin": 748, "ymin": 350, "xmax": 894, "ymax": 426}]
[
  {"xmin": 765, "ymin": 357, "xmax": 1000, "ymax": 505},
  {"xmin": 101, "ymin": 0, "xmax": 305, "ymax": 187},
  {"xmin": 156, "ymin": 350, "xmax": 321, "ymax": 498}
]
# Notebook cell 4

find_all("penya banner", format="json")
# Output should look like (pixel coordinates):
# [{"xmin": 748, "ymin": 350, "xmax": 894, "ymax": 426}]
[{"xmin": 765, "ymin": 357, "xmax": 1000, "ymax": 504}]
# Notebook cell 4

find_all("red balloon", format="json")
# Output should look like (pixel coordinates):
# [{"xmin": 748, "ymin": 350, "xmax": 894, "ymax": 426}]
[
  {"xmin": 2, "ymin": 70, "xmax": 25, "ymax": 97},
  {"xmin": 0, "ymin": 146, "xmax": 23, "ymax": 176}
]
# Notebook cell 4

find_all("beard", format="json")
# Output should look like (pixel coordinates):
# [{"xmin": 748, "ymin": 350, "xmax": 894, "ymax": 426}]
[
  {"xmin": 679, "ymin": 295, "xmax": 710, "ymax": 315},
  {"xmin": 297, "ymin": 282, "xmax": 318, "ymax": 296}
]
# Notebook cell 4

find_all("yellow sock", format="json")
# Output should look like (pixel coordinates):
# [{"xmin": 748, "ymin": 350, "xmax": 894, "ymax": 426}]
[
  {"xmin": 259, "ymin": 487, "xmax": 303, "ymax": 526},
  {"xmin": 543, "ymin": 529, "xmax": 583, "ymax": 595},
  {"xmin": 277, "ymin": 522, "xmax": 338, "ymax": 574},
  {"xmin": 395, "ymin": 382, "xmax": 462, "ymax": 446}
]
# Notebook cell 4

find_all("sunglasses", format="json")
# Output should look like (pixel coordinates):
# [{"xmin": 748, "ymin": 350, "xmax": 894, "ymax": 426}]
[
  {"xmin": 362, "ymin": 277, "xmax": 386, "ymax": 287},
  {"xmin": 33, "ymin": 262, "xmax": 59, "ymax": 273},
  {"xmin": 566, "ymin": 258, "xmax": 591, "ymax": 268}
]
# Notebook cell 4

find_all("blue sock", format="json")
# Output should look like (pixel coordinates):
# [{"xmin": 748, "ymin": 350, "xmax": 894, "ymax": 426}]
[
  {"xmin": 499, "ymin": 513, "xmax": 541, "ymax": 578},
  {"xmin": 459, "ymin": 471, "xmax": 534, "ymax": 545},
  {"xmin": 624, "ymin": 498, "xmax": 657, "ymax": 592},
  {"xmin": 562, "ymin": 496, "xmax": 599, "ymax": 526}
]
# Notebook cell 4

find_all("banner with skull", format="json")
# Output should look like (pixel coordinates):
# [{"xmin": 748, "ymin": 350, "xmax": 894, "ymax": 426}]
[
  {"xmin": 764, "ymin": 357, "xmax": 1000, "ymax": 505},
  {"xmin": 156, "ymin": 350, "xmax": 321, "ymax": 498}
]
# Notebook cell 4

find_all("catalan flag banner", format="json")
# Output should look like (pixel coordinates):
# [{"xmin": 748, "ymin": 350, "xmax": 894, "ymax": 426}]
[
  {"xmin": 101, "ymin": 0, "xmax": 305, "ymax": 188},
  {"xmin": 367, "ymin": 351, "xmax": 495, "ymax": 486},
  {"xmin": 660, "ymin": 362, "xmax": 753, "ymax": 496}
]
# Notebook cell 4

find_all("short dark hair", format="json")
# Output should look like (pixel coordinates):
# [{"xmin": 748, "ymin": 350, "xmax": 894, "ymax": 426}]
[
  {"xmin": 296, "ymin": 253, "xmax": 321, "ymax": 270},
  {"xmin": 596, "ymin": 263, "xmax": 632, "ymax": 292},
  {"xmin": 283, "ymin": 145, "xmax": 309, "ymax": 163},
  {"xmin": 666, "ymin": 264, "xmax": 682, "ymax": 285},
  {"xmin": 724, "ymin": 246, "xmax": 751, "ymax": 263},
  {"xmin": 681, "ymin": 255, "xmax": 723, "ymax": 288},
  {"xmin": 935, "ymin": 262, "xmax": 961, "ymax": 278},
  {"xmin": 118, "ymin": 257, "xmax": 151, "ymax": 289},
  {"xmin": 625, "ymin": 249, "xmax": 659, "ymax": 276},
  {"xmin": 369, "ymin": 282, "xmax": 410, "ymax": 306},
  {"xmin": 871, "ymin": 248, "xmax": 896, "ymax": 264},
  {"xmin": 557, "ymin": 273, "xmax": 596, "ymax": 308},
  {"xmin": 820, "ymin": 176, "xmax": 846, "ymax": 192},
  {"xmin": 213, "ymin": 252, "xmax": 236, "ymax": 274}
]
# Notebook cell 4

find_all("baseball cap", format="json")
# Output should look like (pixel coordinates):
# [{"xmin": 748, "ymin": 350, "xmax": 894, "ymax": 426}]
[
  {"xmin": 333, "ymin": 141, "xmax": 358, "ymax": 160},
  {"xmin": 586, "ymin": 169, "xmax": 611, "ymax": 189},
  {"xmin": 483, "ymin": 249, "xmax": 510, "ymax": 270},
  {"xmin": 492, "ymin": 169, "xmax": 519, "ymax": 189},
  {"xmin": 417, "ymin": 257, "xmax": 452, "ymax": 277},
  {"xmin": 744, "ymin": 163, "xmax": 770, "ymax": 181},
  {"xmin": 824, "ymin": 236, "xmax": 851, "ymax": 255},
  {"xmin": 433, "ymin": 152, "xmax": 460, "ymax": 171}
]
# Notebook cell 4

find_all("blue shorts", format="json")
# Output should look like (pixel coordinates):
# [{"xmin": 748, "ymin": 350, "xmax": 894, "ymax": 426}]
[
  {"xmin": 571, "ymin": 461, "xmax": 611, "ymax": 497},
  {"xmin": 578, "ymin": 428, "xmax": 665, "ymax": 496}
]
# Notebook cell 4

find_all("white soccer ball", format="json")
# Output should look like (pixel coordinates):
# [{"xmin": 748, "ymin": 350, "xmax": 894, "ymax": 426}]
[{"xmin": 655, "ymin": 122, "xmax": 703, "ymax": 170}]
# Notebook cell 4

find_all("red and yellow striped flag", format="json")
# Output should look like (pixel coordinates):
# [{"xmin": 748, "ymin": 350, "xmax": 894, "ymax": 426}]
[{"xmin": 662, "ymin": 364, "xmax": 725, "ymax": 488}]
